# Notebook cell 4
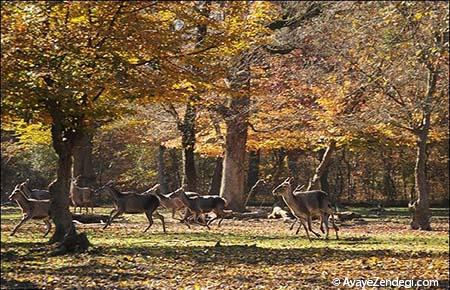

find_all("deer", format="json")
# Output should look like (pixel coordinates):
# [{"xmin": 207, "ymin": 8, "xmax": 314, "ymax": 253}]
[
  {"xmin": 70, "ymin": 176, "xmax": 95, "ymax": 214},
  {"xmin": 155, "ymin": 190, "xmax": 199, "ymax": 219},
  {"xmin": 17, "ymin": 179, "xmax": 51, "ymax": 200},
  {"xmin": 8, "ymin": 184, "xmax": 52, "ymax": 237},
  {"xmin": 170, "ymin": 187, "xmax": 231, "ymax": 229},
  {"xmin": 272, "ymin": 177, "xmax": 339, "ymax": 241},
  {"xmin": 96, "ymin": 181, "xmax": 166, "ymax": 233}
]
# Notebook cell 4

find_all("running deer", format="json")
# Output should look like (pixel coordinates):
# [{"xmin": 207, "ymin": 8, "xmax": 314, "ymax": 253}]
[
  {"xmin": 96, "ymin": 181, "xmax": 166, "ymax": 233},
  {"xmin": 272, "ymin": 177, "xmax": 339, "ymax": 241},
  {"xmin": 155, "ymin": 190, "xmax": 199, "ymax": 219},
  {"xmin": 8, "ymin": 184, "xmax": 52, "ymax": 237},
  {"xmin": 70, "ymin": 176, "xmax": 95, "ymax": 214},
  {"xmin": 171, "ymin": 187, "xmax": 231, "ymax": 229},
  {"xmin": 18, "ymin": 179, "xmax": 51, "ymax": 200}
]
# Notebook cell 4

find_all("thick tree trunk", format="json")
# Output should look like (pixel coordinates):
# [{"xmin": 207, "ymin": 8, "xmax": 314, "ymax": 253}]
[
  {"xmin": 410, "ymin": 67, "xmax": 436, "ymax": 231},
  {"xmin": 410, "ymin": 129, "xmax": 431, "ymax": 230},
  {"xmin": 72, "ymin": 129, "xmax": 96, "ymax": 188},
  {"xmin": 180, "ymin": 102, "xmax": 198, "ymax": 192},
  {"xmin": 220, "ymin": 96, "xmax": 250, "ymax": 212},
  {"xmin": 48, "ymin": 119, "xmax": 89, "ymax": 253},
  {"xmin": 167, "ymin": 148, "xmax": 181, "ymax": 192},
  {"xmin": 209, "ymin": 156, "xmax": 223, "ymax": 196},
  {"xmin": 246, "ymin": 149, "xmax": 260, "ymax": 193},
  {"xmin": 308, "ymin": 140, "xmax": 336, "ymax": 191},
  {"xmin": 157, "ymin": 144, "xmax": 169, "ymax": 194}
]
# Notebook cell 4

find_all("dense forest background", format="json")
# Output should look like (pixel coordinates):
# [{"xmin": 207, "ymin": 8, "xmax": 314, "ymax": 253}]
[{"xmin": 2, "ymin": 124, "xmax": 448, "ymax": 206}]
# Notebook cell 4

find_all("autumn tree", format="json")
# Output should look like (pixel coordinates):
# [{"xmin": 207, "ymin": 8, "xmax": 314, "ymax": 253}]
[{"xmin": 1, "ymin": 1, "xmax": 217, "ymax": 250}]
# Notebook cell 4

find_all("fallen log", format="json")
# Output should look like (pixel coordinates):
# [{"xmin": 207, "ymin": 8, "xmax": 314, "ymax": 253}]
[
  {"xmin": 268, "ymin": 206, "xmax": 294, "ymax": 219},
  {"xmin": 71, "ymin": 213, "xmax": 111, "ymax": 224},
  {"xmin": 336, "ymin": 211, "xmax": 362, "ymax": 222},
  {"xmin": 229, "ymin": 210, "xmax": 270, "ymax": 219}
]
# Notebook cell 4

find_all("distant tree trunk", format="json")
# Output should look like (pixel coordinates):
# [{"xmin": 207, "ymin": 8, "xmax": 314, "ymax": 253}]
[
  {"xmin": 157, "ymin": 144, "xmax": 169, "ymax": 194},
  {"xmin": 317, "ymin": 148, "xmax": 331, "ymax": 193},
  {"xmin": 272, "ymin": 148, "xmax": 287, "ymax": 186},
  {"xmin": 180, "ymin": 101, "xmax": 197, "ymax": 192},
  {"xmin": 47, "ymin": 112, "xmax": 89, "ymax": 253},
  {"xmin": 308, "ymin": 140, "xmax": 336, "ymax": 191},
  {"xmin": 168, "ymin": 148, "xmax": 181, "ymax": 192},
  {"xmin": 72, "ymin": 129, "xmax": 96, "ymax": 188},
  {"xmin": 382, "ymin": 154, "xmax": 396, "ymax": 201},
  {"xmin": 246, "ymin": 149, "xmax": 260, "ymax": 193},
  {"xmin": 220, "ymin": 96, "xmax": 249, "ymax": 212},
  {"xmin": 209, "ymin": 156, "xmax": 223, "ymax": 196},
  {"xmin": 287, "ymin": 149, "xmax": 301, "ymax": 189}
]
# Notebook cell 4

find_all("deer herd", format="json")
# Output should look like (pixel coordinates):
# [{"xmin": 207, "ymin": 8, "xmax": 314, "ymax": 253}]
[{"xmin": 7, "ymin": 176, "xmax": 339, "ymax": 241}]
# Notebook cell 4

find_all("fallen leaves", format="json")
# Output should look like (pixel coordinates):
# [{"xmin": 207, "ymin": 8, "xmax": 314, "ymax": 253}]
[{"xmin": 1, "ymin": 207, "xmax": 448, "ymax": 289}]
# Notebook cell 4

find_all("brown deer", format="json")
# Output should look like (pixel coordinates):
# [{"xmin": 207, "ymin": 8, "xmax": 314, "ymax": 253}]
[
  {"xmin": 272, "ymin": 177, "xmax": 339, "ymax": 241},
  {"xmin": 155, "ymin": 190, "xmax": 199, "ymax": 219},
  {"xmin": 8, "ymin": 184, "xmax": 52, "ymax": 237},
  {"xmin": 171, "ymin": 187, "xmax": 231, "ymax": 229},
  {"xmin": 96, "ymin": 181, "xmax": 166, "ymax": 233},
  {"xmin": 70, "ymin": 176, "xmax": 95, "ymax": 214},
  {"xmin": 17, "ymin": 179, "xmax": 51, "ymax": 200}
]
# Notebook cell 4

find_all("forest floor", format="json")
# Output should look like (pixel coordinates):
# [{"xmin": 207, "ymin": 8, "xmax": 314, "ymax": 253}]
[{"xmin": 1, "ymin": 206, "xmax": 448, "ymax": 289}]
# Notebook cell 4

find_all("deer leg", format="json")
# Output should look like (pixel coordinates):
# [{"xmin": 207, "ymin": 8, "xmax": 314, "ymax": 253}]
[
  {"xmin": 200, "ymin": 214, "xmax": 211, "ymax": 230},
  {"xmin": 330, "ymin": 213, "xmax": 339, "ymax": 239},
  {"xmin": 319, "ymin": 215, "xmax": 326, "ymax": 234},
  {"xmin": 290, "ymin": 219, "xmax": 297, "ymax": 231},
  {"xmin": 10, "ymin": 216, "xmax": 30, "ymax": 236},
  {"xmin": 172, "ymin": 208, "xmax": 176, "ymax": 219},
  {"xmin": 208, "ymin": 210, "xmax": 221, "ymax": 226},
  {"xmin": 179, "ymin": 209, "xmax": 192, "ymax": 228},
  {"xmin": 103, "ymin": 209, "xmax": 120, "ymax": 229},
  {"xmin": 296, "ymin": 218, "xmax": 311, "ymax": 242},
  {"xmin": 144, "ymin": 211, "xmax": 154, "ymax": 232},
  {"xmin": 322, "ymin": 214, "xmax": 330, "ymax": 240},
  {"xmin": 307, "ymin": 217, "xmax": 322, "ymax": 238},
  {"xmin": 153, "ymin": 211, "xmax": 166, "ymax": 233},
  {"xmin": 43, "ymin": 219, "xmax": 52, "ymax": 237}
]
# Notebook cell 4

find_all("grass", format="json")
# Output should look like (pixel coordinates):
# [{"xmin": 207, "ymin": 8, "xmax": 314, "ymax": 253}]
[{"xmin": 1, "ymin": 206, "xmax": 449, "ymax": 289}]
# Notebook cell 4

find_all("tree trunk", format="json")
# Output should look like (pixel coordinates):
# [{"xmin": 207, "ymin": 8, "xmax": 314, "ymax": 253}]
[
  {"xmin": 410, "ymin": 129, "xmax": 431, "ymax": 230},
  {"xmin": 382, "ymin": 155, "xmax": 396, "ymax": 202},
  {"xmin": 308, "ymin": 140, "xmax": 336, "ymax": 191},
  {"xmin": 180, "ymin": 101, "xmax": 198, "ymax": 192},
  {"xmin": 72, "ymin": 129, "xmax": 96, "ymax": 188},
  {"xmin": 157, "ymin": 144, "xmax": 169, "ymax": 194},
  {"xmin": 168, "ymin": 149, "xmax": 181, "ymax": 192},
  {"xmin": 287, "ymin": 149, "xmax": 301, "ymax": 189},
  {"xmin": 410, "ymin": 67, "xmax": 436, "ymax": 231},
  {"xmin": 317, "ymin": 148, "xmax": 331, "ymax": 193},
  {"xmin": 209, "ymin": 156, "xmax": 223, "ymax": 196},
  {"xmin": 48, "ymin": 118, "xmax": 89, "ymax": 253},
  {"xmin": 272, "ymin": 149, "xmax": 287, "ymax": 186},
  {"xmin": 220, "ymin": 96, "xmax": 250, "ymax": 212},
  {"xmin": 246, "ymin": 149, "xmax": 260, "ymax": 193}
]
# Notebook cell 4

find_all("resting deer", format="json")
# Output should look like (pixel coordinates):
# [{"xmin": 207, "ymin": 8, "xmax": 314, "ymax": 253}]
[
  {"xmin": 8, "ymin": 184, "xmax": 52, "ymax": 237},
  {"xmin": 18, "ymin": 179, "xmax": 51, "ymax": 200},
  {"xmin": 70, "ymin": 176, "xmax": 95, "ymax": 214},
  {"xmin": 155, "ymin": 190, "xmax": 199, "ymax": 219},
  {"xmin": 96, "ymin": 181, "xmax": 166, "ymax": 233},
  {"xmin": 171, "ymin": 187, "xmax": 231, "ymax": 229},
  {"xmin": 272, "ymin": 177, "xmax": 339, "ymax": 241}
]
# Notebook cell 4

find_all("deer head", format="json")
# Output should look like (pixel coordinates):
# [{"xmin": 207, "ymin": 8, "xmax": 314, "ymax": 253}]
[{"xmin": 272, "ymin": 177, "xmax": 293, "ymax": 196}]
